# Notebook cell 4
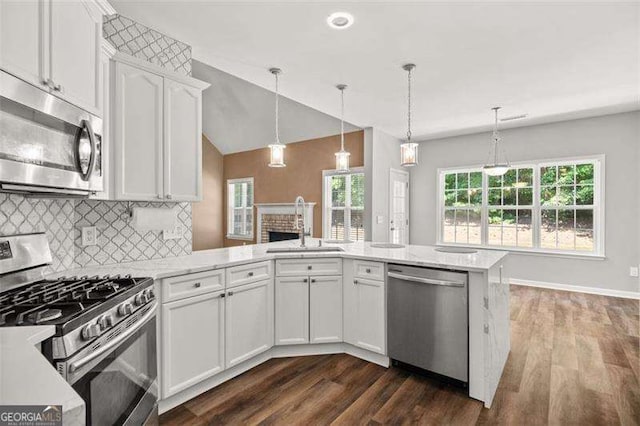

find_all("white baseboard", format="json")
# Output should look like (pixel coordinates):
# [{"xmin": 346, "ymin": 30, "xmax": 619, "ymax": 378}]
[{"xmin": 510, "ymin": 278, "xmax": 640, "ymax": 300}]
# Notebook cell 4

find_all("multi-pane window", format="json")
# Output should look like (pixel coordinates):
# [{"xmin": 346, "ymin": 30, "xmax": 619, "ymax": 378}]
[
  {"xmin": 487, "ymin": 167, "xmax": 534, "ymax": 248},
  {"xmin": 443, "ymin": 171, "xmax": 482, "ymax": 244},
  {"xmin": 323, "ymin": 169, "xmax": 365, "ymax": 241},
  {"xmin": 227, "ymin": 177, "xmax": 254, "ymax": 239},
  {"xmin": 439, "ymin": 158, "xmax": 601, "ymax": 255},
  {"xmin": 539, "ymin": 163, "xmax": 595, "ymax": 251}
]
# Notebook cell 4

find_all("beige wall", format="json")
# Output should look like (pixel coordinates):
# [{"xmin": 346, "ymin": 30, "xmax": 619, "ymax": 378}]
[
  {"xmin": 223, "ymin": 130, "xmax": 365, "ymax": 247},
  {"xmin": 192, "ymin": 135, "xmax": 224, "ymax": 251}
]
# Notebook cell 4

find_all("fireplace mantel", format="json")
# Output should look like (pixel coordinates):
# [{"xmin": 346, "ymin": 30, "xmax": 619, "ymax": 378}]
[{"xmin": 255, "ymin": 203, "xmax": 316, "ymax": 244}]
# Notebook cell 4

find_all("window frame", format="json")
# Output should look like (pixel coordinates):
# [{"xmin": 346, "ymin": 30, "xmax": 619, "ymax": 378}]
[
  {"xmin": 322, "ymin": 167, "xmax": 365, "ymax": 241},
  {"xmin": 436, "ymin": 155, "xmax": 605, "ymax": 258},
  {"xmin": 226, "ymin": 177, "xmax": 254, "ymax": 240}
]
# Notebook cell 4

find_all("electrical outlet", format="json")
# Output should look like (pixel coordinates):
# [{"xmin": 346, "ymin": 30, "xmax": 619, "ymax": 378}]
[
  {"xmin": 163, "ymin": 224, "xmax": 183, "ymax": 240},
  {"xmin": 81, "ymin": 226, "xmax": 97, "ymax": 246},
  {"xmin": 630, "ymin": 266, "xmax": 639, "ymax": 278}
]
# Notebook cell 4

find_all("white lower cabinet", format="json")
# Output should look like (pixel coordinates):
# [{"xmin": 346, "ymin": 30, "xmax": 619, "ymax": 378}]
[
  {"xmin": 275, "ymin": 276, "xmax": 309, "ymax": 345},
  {"xmin": 310, "ymin": 276, "xmax": 343, "ymax": 343},
  {"xmin": 344, "ymin": 261, "xmax": 386, "ymax": 355},
  {"xmin": 225, "ymin": 279, "xmax": 274, "ymax": 368},
  {"xmin": 161, "ymin": 290, "xmax": 225, "ymax": 398},
  {"xmin": 275, "ymin": 266, "xmax": 343, "ymax": 345}
]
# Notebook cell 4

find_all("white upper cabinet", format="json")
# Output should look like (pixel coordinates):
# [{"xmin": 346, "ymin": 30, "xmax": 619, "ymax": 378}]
[
  {"xmin": 0, "ymin": 0, "xmax": 106, "ymax": 116},
  {"xmin": 49, "ymin": 0, "xmax": 101, "ymax": 114},
  {"xmin": 225, "ymin": 279, "xmax": 274, "ymax": 368},
  {"xmin": 0, "ymin": 0, "xmax": 43, "ymax": 88},
  {"xmin": 109, "ymin": 55, "xmax": 208, "ymax": 202},
  {"xmin": 113, "ymin": 62, "xmax": 164, "ymax": 201},
  {"xmin": 163, "ymin": 79, "xmax": 202, "ymax": 201}
]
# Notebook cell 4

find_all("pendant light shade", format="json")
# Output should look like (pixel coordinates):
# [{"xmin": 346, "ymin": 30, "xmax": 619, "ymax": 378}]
[
  {"xmin": 401, "ymin": 63, "xmax": 418, "ymax": 167},
  {"xmin": 335, "ymin": 84, "xmax": 350, "ymax": 172},
  {"xmin": 483, "ymin": 107, "xmax": 510, "ymax": 176},
  {"xmin": 268, "ymin": 68, "xmax": 286, "ymax": 167}
]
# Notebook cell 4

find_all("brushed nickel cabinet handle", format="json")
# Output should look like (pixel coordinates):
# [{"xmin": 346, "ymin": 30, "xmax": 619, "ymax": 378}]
[
  {"xmin": 194, "ymin": 282, "xmax": 201, "ymax": 288},
  {"xmin": 366, "ymin": 268, "xmax": 371, "ymax": 273},
  {"xmin": 248, "ymin": 271, "xmax": 254, "ymax": 277},
  {"xmin": 307, "ymin": 265, "xmax": 312, "ymax": 270}
]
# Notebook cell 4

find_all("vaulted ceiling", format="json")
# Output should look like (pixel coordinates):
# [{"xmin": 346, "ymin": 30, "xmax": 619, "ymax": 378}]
[{"xmin": 112, "ymin": 0, "xmax": 640, "ymax": 149}]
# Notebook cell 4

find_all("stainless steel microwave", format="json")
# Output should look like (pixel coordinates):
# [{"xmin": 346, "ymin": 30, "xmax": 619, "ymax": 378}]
[{"xmin": 0, "ymin": 70, "xmax": 103, "ymax": 196}]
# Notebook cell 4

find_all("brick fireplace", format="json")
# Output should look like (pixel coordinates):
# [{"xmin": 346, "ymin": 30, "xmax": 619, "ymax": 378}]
[{"xmin": 254, "ymin": 203, "xmax": 316, "ymax": 244}]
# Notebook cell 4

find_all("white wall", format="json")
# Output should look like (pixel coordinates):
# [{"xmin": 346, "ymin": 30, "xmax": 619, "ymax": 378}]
[
  {"xmin": 410, "ymin": 112, "xmax": 640, "ymax": 294},
  {"xmin": 364, "ymin": 128, "xmax": 403, "ymax": 242}
]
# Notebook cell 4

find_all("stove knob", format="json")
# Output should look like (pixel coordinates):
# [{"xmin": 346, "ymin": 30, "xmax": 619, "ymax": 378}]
[
  {"xmin": 118, "ymin": 302, "xmax": 133, "ymax": 316},
  {"xmin": 97, "ymin": 314, "xmax": 114, "ymax": 330},
  {"xmin": 145, "ymin": 288, "xmax": 155, "ymax": 300},
  {"xmin": 81, "ymin": 323, "xmax": 101, "ymax": 340},
  {"xmin": 134, "ymin": 293, "xmax": 148, "ymax": 306}
]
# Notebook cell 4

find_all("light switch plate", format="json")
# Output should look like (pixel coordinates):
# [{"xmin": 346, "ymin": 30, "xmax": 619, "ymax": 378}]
[
  {"xmin": 630, "ymin": 266, "xmax": 639, "ymax": 278},
  {"xmin": 81, "ymin": 226, "xmax": 97, "ymax": 246},
  {"xmin": 377, "ymin": 215, "xmax": 384, "ymax": 224},
  {"xmin": 163, "ymin": 224, "xmax": 183, "ymax": 240}
]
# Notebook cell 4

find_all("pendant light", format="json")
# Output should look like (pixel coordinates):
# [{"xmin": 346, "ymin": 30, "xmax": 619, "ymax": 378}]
[
  {"xmin": 335, "ymin": 84, "xmax": 350, "ymax": 172},
  {"xmin": 268, "ymin": 67, "xmax": 286, "ymax": 167},
  {"xmin": 483, "ymin": 106, "xmax": 510, "ymax": 176},
  {"xmin": 400, "ymin": 63, "xmax": 418, "ymax": 167}
]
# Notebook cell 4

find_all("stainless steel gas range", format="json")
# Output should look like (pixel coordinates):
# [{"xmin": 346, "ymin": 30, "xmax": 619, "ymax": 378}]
[{"xmin": 0, "ymin": 233, "xmax": 159, "ymax": 425}]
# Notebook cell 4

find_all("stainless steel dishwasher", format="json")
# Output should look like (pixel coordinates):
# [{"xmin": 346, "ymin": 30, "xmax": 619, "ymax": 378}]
[{"xmin": 387, "ymin": 264, "xmax": 468, "ymax": 382}]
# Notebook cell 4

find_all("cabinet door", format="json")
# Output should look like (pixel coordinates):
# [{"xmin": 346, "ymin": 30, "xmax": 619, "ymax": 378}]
[
  {"xmin": 163, "ymin": 79, "xmax": 202, "ymax": 201},
  {"xmin": 0, "ymin": 0, "xmax": 44, "ymax": 88},
  {"xmin": 310, "ymin": 275, "xmax": 342, "ymax": 343},
  {"xmin": 275, "ymin": 276, "xmax": 309, "ymax": 345},
  {"xmin": 162, "ymin": 291, "xmax": 225, "ymax": 398},
  {"xmin": 345, "ymin": 276, "xmax": 385, "ymax": 354},
  {"xmin": 49, "ymin": 0, "xmax": 101, "ymax": 114},
  {"xmin": 225, "ymin": 279, "xmax": 273, "ymax": 368},
  {"xmin": 113, "ymin": 62, "xmax": 164, "ymax": 201}
]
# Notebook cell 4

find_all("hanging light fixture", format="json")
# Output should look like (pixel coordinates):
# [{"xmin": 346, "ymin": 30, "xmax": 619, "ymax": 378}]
[
  {"xmin": 400, "ymin": 63, "xmax": 418, "ymax": 167},
  {"xmin": 268, "ymin": 67, "xmax": 286, "ymax": 167},
  {"xmin": 335, "ymin": 84, "xmax": 350, "ymax": 172},
  {"xmin": 483, "ymin": 106, "xmax": 510, "ymax": 176}
]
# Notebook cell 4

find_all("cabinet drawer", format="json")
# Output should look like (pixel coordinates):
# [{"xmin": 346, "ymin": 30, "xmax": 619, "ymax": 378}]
[
  {"xmin": 162, "ymin": 269, "xmax": 225, "ymax": 302},
  {"xmin": 353, "ymin": 260, "xmax": 385, "ymax": 281},
  {"xmin": 226, "ymin": 261, "xmax": 272, "ymax": 289},
  {"xmin": 276, "ymin": 258, "xmax": 342, "ymax": 277}
]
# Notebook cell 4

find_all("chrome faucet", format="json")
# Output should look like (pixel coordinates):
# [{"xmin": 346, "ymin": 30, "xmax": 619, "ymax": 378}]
[{"xmin": 294, "ymin": 195, "xmax": 309, "ymax": 247}]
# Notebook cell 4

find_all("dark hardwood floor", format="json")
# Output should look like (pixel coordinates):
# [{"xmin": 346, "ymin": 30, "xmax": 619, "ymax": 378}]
[{"xmin": 160, "ymin": 286, "xmax": 640, "ymax": 425}]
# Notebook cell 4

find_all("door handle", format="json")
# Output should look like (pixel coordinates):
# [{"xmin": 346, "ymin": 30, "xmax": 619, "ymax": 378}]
[{"xmin": 388, "ymin": 272, "xmax": 465, "ymax": 287}]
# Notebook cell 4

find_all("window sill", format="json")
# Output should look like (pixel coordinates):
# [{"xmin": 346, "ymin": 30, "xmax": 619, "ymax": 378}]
[
  {"xmin": 226, "ymin": 235, "xmax": 254, "ymax": 241},
  {"xmin": 435, "ymin": 243, "xmax": 606, "ymax": 260}
]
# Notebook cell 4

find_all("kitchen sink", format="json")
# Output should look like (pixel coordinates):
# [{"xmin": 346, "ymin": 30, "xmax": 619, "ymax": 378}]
[
  {"xmin": 435, "ymin": 247, "xmax": 478, "ymax": 254},
  {"xmin": 266, "ymin": 246, "xmax": 344, "ymax": 253},
  {"xmin": 370, "ymin": 243, "xmax": 405, "ymax": 249}
]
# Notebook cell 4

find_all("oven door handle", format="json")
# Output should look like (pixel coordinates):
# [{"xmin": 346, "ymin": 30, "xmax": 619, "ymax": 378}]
[{"xmin": 69, "ymin": 302, "xmax": 157, "ymax": 373}]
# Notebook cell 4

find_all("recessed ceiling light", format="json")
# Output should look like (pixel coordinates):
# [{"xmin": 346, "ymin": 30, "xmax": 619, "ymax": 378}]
[{"xmin": 327, "ymin": 12, "xmax": 354, "ymax": 29}]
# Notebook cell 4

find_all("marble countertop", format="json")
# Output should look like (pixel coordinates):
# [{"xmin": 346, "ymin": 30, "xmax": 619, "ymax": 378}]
[
  {"xmin": 51, "ymin": 239, "xmax": 508, "ymax": 280},
  {"xmin": 0, "ymin": 326, "xmax": 85, "ymax": 425}
]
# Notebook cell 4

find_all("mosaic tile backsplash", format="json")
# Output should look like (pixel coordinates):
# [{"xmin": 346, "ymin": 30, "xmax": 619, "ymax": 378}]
[
  {"xmin": 103, "ymin": 14, "xmax": 192, "ymax": 76},
  {"xmin": 74, "ymin": 200, "xmax": 192, "ymax": 267},
  {"xmin": 0, "ymin": 194, "xmax": 75, "ymax": 273},
  {"xmin": 0, "ymin": 194, "xmax": 192, "ymax": 274}
]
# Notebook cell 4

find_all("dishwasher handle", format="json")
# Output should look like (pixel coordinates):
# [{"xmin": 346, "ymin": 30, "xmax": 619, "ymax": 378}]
[{"xmin": 388, "ymin": 272, "xmax": 465, "ymax": 288}]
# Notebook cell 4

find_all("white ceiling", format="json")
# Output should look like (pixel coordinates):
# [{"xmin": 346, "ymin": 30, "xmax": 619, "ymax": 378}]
[{"xmin": 111, "ymin": 0, "xmax": 640, "ymax": 143}]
